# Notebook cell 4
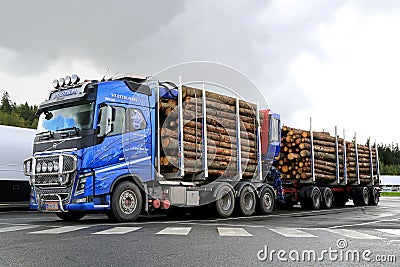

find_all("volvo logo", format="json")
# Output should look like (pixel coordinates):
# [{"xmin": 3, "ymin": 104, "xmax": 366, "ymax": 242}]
[{"xmin": 44, "ymin": 140, "xmax": 67, "ymax": 152}]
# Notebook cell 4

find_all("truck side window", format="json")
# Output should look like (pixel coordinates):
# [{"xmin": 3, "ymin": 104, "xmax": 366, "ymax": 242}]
[
  {"xmin": 110, "ymin": 106, "xmax": 125, "ymax": 136},
  {"xmin": 126, "ymin": 108, "xmax": 146, "ymax": 132}
]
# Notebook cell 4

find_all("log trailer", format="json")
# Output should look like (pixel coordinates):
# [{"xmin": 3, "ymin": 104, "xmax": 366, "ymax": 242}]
[{"xmin": 23, "ymin": 74, "xmax": 379, "ymax": 222}]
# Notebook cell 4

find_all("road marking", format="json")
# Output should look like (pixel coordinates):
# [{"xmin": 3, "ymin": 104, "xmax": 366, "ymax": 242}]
[
  {"xmin": 29, "ymin": 226, "xmax": 90, "ymax": 234},
  {"xmin": 92, "ymin": 227, "xmax": 142, "ymax": 235},
  {"xmin": 324, "ymin": 229, "xmax": 383, "ymax": 239},
  {"xmin": 0, "ymin": 225, "xmax": 39, "ymax": 233},
  {"xmin": 269, "ymin": 228, "xmax": 316, "ymax": 238},
  {"xmin": 156, "ymin": 227, "xmax": 192, "ymax": 236},
  {"xmin": 376, "ymin": 229, "xmax": 400, "ymax": 236},
  {"xmin": 217, "ymin": 227, "xmax": 252, "ymax": 237}
]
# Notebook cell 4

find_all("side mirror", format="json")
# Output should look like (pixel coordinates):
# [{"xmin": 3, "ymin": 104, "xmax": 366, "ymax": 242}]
[
  {"xmin": 105, "ymin": 105, "xmax": 113, "ymax": 135},
  {"xmin": 97, "ymin": 105, "xmax": 113, "ymax": 137}
]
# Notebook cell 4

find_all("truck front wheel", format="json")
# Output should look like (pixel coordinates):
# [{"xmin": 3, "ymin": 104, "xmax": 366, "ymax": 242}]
[{"xmin": 109, "ymin": 182, "xmax": 143, "ymax": 222}]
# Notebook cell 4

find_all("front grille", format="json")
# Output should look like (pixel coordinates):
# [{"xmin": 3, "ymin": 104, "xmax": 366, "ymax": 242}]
[
  {"xmin": 36, "ymin": 187, "xmax": 71, "ymax": 205},
  {"xmin": 25, "ymin": 154, "xmax": 77, "ymax": 186}
]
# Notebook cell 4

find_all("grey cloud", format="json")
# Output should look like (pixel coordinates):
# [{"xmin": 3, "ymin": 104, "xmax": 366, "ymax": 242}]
[{"xmin": 2, "ymin": 0, "xmax": 398, "ymax": 124}]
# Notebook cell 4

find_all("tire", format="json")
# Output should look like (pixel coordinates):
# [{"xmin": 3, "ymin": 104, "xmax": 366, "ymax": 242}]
[
  {"xmin": 353, "ymin": 187, "xmax": 369, "ymax": 206},
  {"xmin": 55, "ymin": 211, "xmax": 86, "ymax": 222},
  {"xmin": 301, "ymin": 187, "xmax": 321, "ymax": 210},
  {"xmin": 214, "ymin": 184, "xmax": 235, "ymax": 218},
  {"xmin": 320, "ymin": 187, "xmax": 334, "ymax": 209},
  {"xmin": 237, "ymin": 186, "xmax": 256, "ymax": 216},
  {"xmin": 369, "ymin": 187, "xmax": 379, "ymax": 206},
  {"xmin": 109, "ymin": 181, "xmax": 143, "ymax": 222},
  {"xmin": 257, "ymin": 187, "xmax": 275, "ymax": 214}
]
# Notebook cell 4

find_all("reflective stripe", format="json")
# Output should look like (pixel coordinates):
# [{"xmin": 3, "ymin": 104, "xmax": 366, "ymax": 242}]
[{"xmin": 96, "ymin": 156, "xmax": 151, "ymax": 174}]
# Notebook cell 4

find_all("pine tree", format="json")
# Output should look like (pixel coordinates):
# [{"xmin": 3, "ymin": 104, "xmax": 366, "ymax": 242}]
[{"xmin": 0, "ymin": 91, "xmax": 13, "ymax": 113}]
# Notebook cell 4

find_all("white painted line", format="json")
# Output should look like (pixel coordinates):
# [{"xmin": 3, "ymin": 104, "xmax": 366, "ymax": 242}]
[
  {"xmin": 156, "ymin": 227, "xmax": 192, "ymax": 236},
  {"xmin": 324, "ymin": 229, "xmax": 383, "ymax": 239},
  {"xmin": 92, "ymin": 227, "xmax": 141, "ymax": 235},
  {"xmin": 0, "ymin": 225, "xmax": 40, "ymax": 233},
  {"xmin": 29, "ymin": 226, "xmax": 90, "ymax": 234},
  {"xmin": 217, "ymin": 227, "xmax": 252, "ymax": 237},
  {"xmin": 269, "ymin": 228, "xmax": 316, "ymax": 238},
  {"xmin": 376, "ymin": 229, "xmax": 400, "ymax": 236}
]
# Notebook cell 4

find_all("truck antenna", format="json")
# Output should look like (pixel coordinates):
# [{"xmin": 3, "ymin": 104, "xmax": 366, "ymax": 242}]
[{"xmin": 101, "ymin": 66, "xmax": 110, "ymax": 81}]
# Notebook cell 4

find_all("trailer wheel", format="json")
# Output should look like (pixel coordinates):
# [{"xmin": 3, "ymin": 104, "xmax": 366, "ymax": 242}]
[
  {"xmin": 301, "ymin": 187, "xmax": 321, "ymax": 210},
  {"xmin": 55, "ymin": 211, "xmax": 86, "ymax": 222},
  {"xmin": 320, "ymin": 187, "xmax": 333, "ymax": 209},
  {"xmin": 368, "ymin": 187, "xmax": 379, "ymax": 206},
  {"xmin": 214, "ymin": 184, "xmax": 235, "ymax": 218},
  {"xmin": 257, "ymin": 187, "xmax": 275, "ymax": 214},
  {"xmin": 109, "ymin": 181, "xmax": 142, "ymax": 222},
  {"xmin": 353, "ymin": 187, "xmax": 369, "ymax": 206}
]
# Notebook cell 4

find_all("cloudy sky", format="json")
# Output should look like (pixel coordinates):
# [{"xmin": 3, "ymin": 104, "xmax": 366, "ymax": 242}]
[{"xmin": 1, "ymin": 0, "xmax": 399, "ymax": 144}]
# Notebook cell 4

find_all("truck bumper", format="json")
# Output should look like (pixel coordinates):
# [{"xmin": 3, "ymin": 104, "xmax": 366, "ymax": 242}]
[{"xmin": 30, "ymin": 202, "xmax": 109, "ymax": 212}]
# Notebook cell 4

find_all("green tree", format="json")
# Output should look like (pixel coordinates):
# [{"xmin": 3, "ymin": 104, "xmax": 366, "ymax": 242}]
[{"xmin": 0, "ymin": 91, "xmax": 13, "ymax": 113}]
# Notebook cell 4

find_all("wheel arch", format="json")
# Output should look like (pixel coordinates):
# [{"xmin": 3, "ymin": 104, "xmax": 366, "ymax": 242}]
[{"xmin": 109, "ymin": 174, "xmax": 148, "ymax": 212}]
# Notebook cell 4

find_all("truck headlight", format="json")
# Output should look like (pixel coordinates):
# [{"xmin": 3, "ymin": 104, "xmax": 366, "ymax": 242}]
[
  {"xmin": 41, "ymin": 162, "xmax": 48, "ymax": 172},
  {"xmin": 36, "ymin": 162, "xmax": 42, "ymax": 173},
  {"xmin": 53, "ymin": 161, "xmax": 59, "ymax": 172},
  {"xmin": 47, "ymin": 161, "xmax": 54, "ymax": 172}
]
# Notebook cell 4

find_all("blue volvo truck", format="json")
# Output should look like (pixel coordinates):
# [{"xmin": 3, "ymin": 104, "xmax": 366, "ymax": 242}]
[{"xmin": 23, "ymin": 74, "xmax": 281, "ymax": 222}]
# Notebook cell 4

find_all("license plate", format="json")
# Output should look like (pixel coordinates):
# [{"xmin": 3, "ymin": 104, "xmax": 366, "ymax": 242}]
[{"xmin": 45, "ymin": 202, "xmax": 59, "ymax": 211}]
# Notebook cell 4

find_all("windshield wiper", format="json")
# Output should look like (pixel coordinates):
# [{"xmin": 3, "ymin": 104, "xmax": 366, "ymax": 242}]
[
  {"xmin": 36, "ymin": 130, "xmax": 54, "ymax": 140},
  {"xmin": 56, "ymin": 127, "xmax": 80, "ymax": 138}
]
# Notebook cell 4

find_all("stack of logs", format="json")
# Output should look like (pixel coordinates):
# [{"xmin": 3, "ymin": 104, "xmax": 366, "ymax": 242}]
[
  {"xmin": 158, "ymin": 85, "xmax": 260, "ymax": 179},
  {"xmin": 275, "ymin": 126, "xmax": 378, "ymax": 184}
]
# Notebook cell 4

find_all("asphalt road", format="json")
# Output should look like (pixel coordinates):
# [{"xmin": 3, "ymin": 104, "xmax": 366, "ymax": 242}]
[{"xmin": 0, "ymin": 197, "xmax": 399, "ymax": 266}]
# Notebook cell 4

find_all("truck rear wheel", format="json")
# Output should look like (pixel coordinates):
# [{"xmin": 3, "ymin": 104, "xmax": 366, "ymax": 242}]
[
  {"xmin": 55, "ymin": 211, "xmax": 86, "ymax": 222},
  {"xmin": 320, "ymin": 187, "xmax": 333, "ymax": 209},
  {"xmin": 214, "ymin": 184, "xmax": 235, "ymax": 218},
  {"xmin": 238, "ymin": 186, "xmax": 256, "ymax": 216},
  {"xmin": 353, "ymin": 187, "xmax": 369, "ymax": 206},
  {"xmin": 257, "ymin": 187, "xmax": 275, "ymax": 214},
  {"xmin": 109, "ymin": 181, "xmax": 142, "ymax": 222}
]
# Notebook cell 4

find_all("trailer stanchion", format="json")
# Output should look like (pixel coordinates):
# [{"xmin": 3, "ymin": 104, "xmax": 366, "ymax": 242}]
[
  {"xmin": 354, "ymin": 132, "xmax": 360, "ymax": 185},
  {"xmin": 201, "ymin": 83, "xmax": 208, "ymax": 179},
  {"xmin": 343, "ymin": 129, "xmax": 347, "ymax": 185},
  {"xmin": 236, "ymin": 94, "xmax": 242, "ymax": 180},
  {"xmin": 369, "ymin": 138, "xmax": 374, "ymax": 186},
  {"xmin": 178, "ymin": 76, "xmax": 185, "ymax": 177},
  {"xmin": 256, "ymin": 102, "xmax": 262, "ymax": 181},
  {"xmin": 375, "ymin": 141, "xmax": 380, "ymax": 186}
]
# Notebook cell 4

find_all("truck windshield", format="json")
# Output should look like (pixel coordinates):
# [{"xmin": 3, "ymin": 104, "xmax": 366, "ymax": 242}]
[{"xmin": 37, "ymin": 102, "xmax": 95, "ymax": 133}]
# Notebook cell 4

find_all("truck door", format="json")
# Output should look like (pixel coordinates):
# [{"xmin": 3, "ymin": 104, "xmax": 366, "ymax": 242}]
[{"xmin": 123, "ymin": 106, "xmax": 152, "ymax": 182}]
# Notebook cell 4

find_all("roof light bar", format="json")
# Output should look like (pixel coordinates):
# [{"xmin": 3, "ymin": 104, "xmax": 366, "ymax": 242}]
[{"xmin": 65, "ymin": 76, "xmax": 72, "ymax": 85}]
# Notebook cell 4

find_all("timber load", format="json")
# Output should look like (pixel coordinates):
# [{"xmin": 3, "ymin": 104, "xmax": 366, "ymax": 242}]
[
  {"xmin": 274, "ymin": 126, "xmax": 379, "ymax": 185},
  {"xmin": 158, "ymin": 85, "xmax": 261, "ymax": 180}
]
